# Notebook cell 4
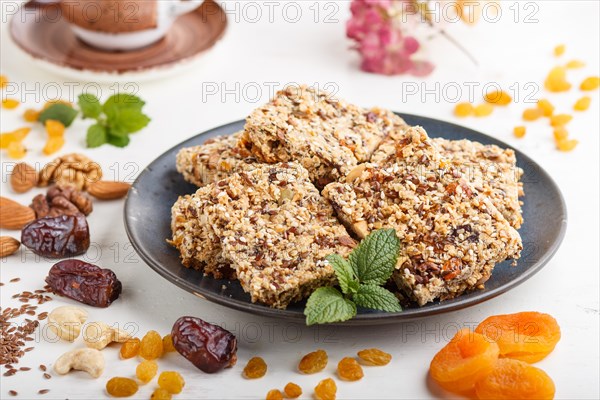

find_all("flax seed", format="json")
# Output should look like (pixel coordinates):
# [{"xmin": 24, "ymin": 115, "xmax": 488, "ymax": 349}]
[
  {"xmin": 38, "ymin": 389, "xmax": 50, "ymax": 395},
  {"xmin": 43, "ymin": 373, "xmax": 51, "ymax": 379}
]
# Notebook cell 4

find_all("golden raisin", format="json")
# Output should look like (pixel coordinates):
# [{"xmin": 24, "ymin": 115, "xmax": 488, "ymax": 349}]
[
  {"xmin": 45, "ymin": 119, "xmax": 65, "ymax": 138},
  {"xmin": 162, "ymin": 334, "xmax": 176, "ymax": 353},
  {"xmin": 580, "ymin": 76, "xmax": 600, "ymax": 91},
  {"xmin": 483, "ymin": 90, "xmax": 511, "ymax": 106},
  {"xmin": 120, "ymin": 338, "xmax": 141, "ymax": 359},
  {"xmin": 553, "ymin": 44, "xmax": 565, "ymax": 57},
  {"xmin": 474, "ymin": 103, "xmax": 493, "ymax": 117},
  {"xmin": 537, "ymin": 99, "xmax": 555, "ymax": 117},
  {"xmin": 7, "ymin": 141, "xmax": 26, "ymax": 159},
  {"xmin": 284, "ymin": 382, "xmax": 302, "ymax": 398},
  {"xmin": 337, "ymin": 357, "xmax": 364, "ymax": 381},
  {"xmin": 299, "ymin": 350, "xmax": 328, "ymax": 374},
  {"xmin": 265, "ymin": 389, "xmax": 283, "ymax": 400},
  {"xmin": 565, "ymin": 59, "xmax": 585, "ymax": 69},
  {"xmin": 140, "ymin": 330, "xmax": 163, "ymax": 360},
  {"xmin": 314, "ymin": 378, "xmax": 337, "ymax": 400},
  {"xmin": 553, "ymin": 127, "xmax": 568, "ymax": 141},
  {"xmin": 556, "ymin": 138, "xmax": 578, "ymax": 152},
  {"xmin": 574, "ymin": 96, "xmax": 591, "ymax": 111},
  {"xmin": 23, "ymin": 108, "xmax": 40, "ymax": 122},
  {"xmin": 0, "ymin": 75, "xmax": 7, "ymax": 88},
  {"xmin": 513, "ymin": 126, "xmax": 526, "ymax": 138},
  {"xmin": 454, "ymin": 102, "xmax": 473, "ymax": 117},
  {"xmin": 243, "ymin": 356, "xmax": 267, "ymax": 379},
  {"xmin": 357, "ymin": 348, "xmax": 392, "ymax": 366},
  {"xmin": 2, "ymin": 98, "xmax": 20, "ymax": 109},
  {"xmin": 42, "ymin": 136, "xmax": 65, "ymax": 155},
  {"xmin": 150, "ymin": 388, "xmax": 172, "ymax": 400},
  {"xmin": 544, "ymin": 66, "xmax": 571, "ymax": 92},
  {"xmin": 474, "ymin": 359, "xmax": 555, "ymax": 400},
  {"xmin": 157, "ymin": 371, "xmax": 185, "ymax": 394},
  {"xmin": 550, "ymin": 114, "xmax": 572, "ymax": 127},
  {"xmin": 136, "ymin": 360, "xmax": 158, "ymax": 383},
  {"xmin": 106, "ymin": 377, "xmax": 139, "ymax": 397},
  {"xmin": 522, "ymin": 108, "xmax": 542, "ymax": 121}
]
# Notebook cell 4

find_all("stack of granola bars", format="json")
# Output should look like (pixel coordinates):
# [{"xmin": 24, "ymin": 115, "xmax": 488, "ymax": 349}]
[{"xmin": 169, "ymin": 86, "xmax": 523, "ymax": 309}]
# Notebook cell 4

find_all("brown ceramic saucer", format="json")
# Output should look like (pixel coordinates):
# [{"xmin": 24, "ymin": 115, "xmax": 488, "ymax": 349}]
[{"xmin": 9, "ymin": 0, "xmax": 227, "ymax": 79}]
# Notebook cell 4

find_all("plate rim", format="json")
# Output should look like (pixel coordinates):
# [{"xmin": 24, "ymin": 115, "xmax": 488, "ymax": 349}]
[{"xmin": 124, "ymin": 114, "xmax": 567, "ymax": 325}]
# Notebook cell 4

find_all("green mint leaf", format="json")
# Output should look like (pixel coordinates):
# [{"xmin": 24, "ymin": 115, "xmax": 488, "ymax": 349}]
[
  {"xmin": 304, "ymin": 287, "xmax": 356, "ymax": 326},
  {"xmin": 108, "ymin": 108, "xmax": 150, "ymax": 134},
  {"xmin": 326, "ymin": 254, "xmax": 359, "ymax": 295},
  {"xmin": 86, "ymin": 124, "xmax": 107, "ymax": 148},
  {"xmin": 38, "ymin": 104, "xmax": 78, "ymax": 127},
  {"xmin": 106, "ymin": 132, "xmax": 131, "ymax": 148},
  {"xmin": 103, "ymin": 93, "xmax": 145, "ymax": 117},
  {"xmin": 348, "ymin": 229, "xmax": 400, "ymax": 285},
  {"xmin": 353, "ymin": 284, "xmax": 402, "ymax": 312},
  {"xmin": 78, "ymin": 93, "xmax": 102, "ymax": 119}
]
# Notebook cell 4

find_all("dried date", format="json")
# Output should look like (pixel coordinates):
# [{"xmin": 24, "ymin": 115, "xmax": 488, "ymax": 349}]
[
  {"xmin": 21, "ymin": 214, "xmax": 89, "ymax": 258},
  {"xmin": 171, "ymin": 316, "xmax": 237, "ymax": 373},
  {"xmin": 45, "ymin": 260, "xmax": 122, "ymax": 307}
]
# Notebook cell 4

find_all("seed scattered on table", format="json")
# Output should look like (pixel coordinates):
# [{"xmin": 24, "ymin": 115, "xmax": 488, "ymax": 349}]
[
  {"xmin": 8, "ymin": 390, "xmax": 18, "ymax": 396},
  {"xmin": 39, "ymin": 364, "xmax": 47, "ymax": 371},
  {"xmin": 38, "ymin": 389, "xmax": 50, "ymax": 395},
  {"xmin": 9, "ymin": 278, "xmax": 21, "ymax": 283},
  {"xmin": 43, "ymin": 373, "xmax": 52, "ymax": 379}
]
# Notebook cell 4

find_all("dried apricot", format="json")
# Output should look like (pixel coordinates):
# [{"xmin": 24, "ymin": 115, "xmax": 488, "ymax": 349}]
[
  {"xmin": 0, "ymin": 75, "xmax": 7, "ymax": 88},
  {"xmin": 2, "ymin": 98, "xmax": 20, "ymax": 109},
  {"xmin": 429, "ymin": 328, "xmax": 499, "ymax": 394},
  {"xmin": 299, "ymin": 349, "xmax": 328, "ymax": 374},
  {"xmin": 140, "ymin": 330, "xmax": 163, "ymax": 360},
  {"xmin": 136, "ymin": 360, "xmax": 158, "ymax": 383},
  {"xmin": 580, "ymin": 76, "xmax": 600, "ymax": 91},
  {"xmin": 522, "ymin": 108, "xmax": 542, "ymax": 121},
  {"xmin": 483, "ymin": 90, "xmax": 511, "ymax": 106},
  {"xmin": 120, "ymin": 338, "xmax": 141, "ymax": 359},
  {"xmin": 266, "ymin": 389, "xmax": 283, "ymax": 400},
  {"xmin": 357, "ymin": 348, "xmax": 391, "ymax": 366},
  {"xmin": 553, "ymin": 127, "xmax": 568, "ymax": 141},
  {"xmin": 7, "ymin": 141, "xmax": 26, "ymax": 159},
  {"xmin": 45, "ymin": 119, "xmax": 65, "ymax": 138},
  {"xmin": 550, "ymin": 114, "xmax": 572, "ymax": 127},
  {"xmin": 565, "ymin": 59, "xmax": 585, "ymax": 69},
  {"xmin": 284, "ymin": 382, "xmax": 302, "ymax": 398},
  {"xmin": 314, "ymin": 378, "xmax": 337, "ymax": 400},
  {"xmin": 243, "ymin": 356, "xmax": 267, "ymax": 379},
  {"xmin": 162, "ymin": 334, "xmax": 176, "ymax": 353},
  {"xmin": 537, "ymin": 99, "xmax": 555, "ymax": 117},
  {"xmin": 42, "ymin": 136, "xmax": 65, "ymax": 155},
  {"xmin": 157, "ymin": 371, "xmax": 185, "ymax": 394},
  {"xmin": 544, "ymin": 66, "xmax": 571, "ymax": 92},
  {"xmin": 475, "ymin": 312, "xmax": 561, "ymax": 363},
  {"xmin": 0, "ymin": 127, "xmax": 30, "ymax": 149},
  {"xmin": 474, "ymin": 359, "xmax": 555, "ymax": 400},
  {"xmin": 474, "ymin": 103, "xmax": 493, "ymax": 117},
  {"xmin": 556, "ymin": 138, "xmax": 578, "ymax": 152},
  {"xmin": 513, "ymin": 126, "xmax": 526, "ymax": 138},
  {"xmin": 23, "ymin": 108, "xmax": 40, "ymax": 122},
  {"xmin": 337, "ymin": 357, "xmax": 364, "ymax": 381},
  {"xmin": 454, "ymin": 102, "xmax": 473, "ymax": 117},
  {"xmin": 553, "ymin": 44, "xmax": 565, "ymax": 57},
  {"xmin": 106, "ymin": 377, "xmax": 139, "ymax": 397},
  {"xmin": 150, "ymin": 388, "xmax": 172, "ymax": 400},
  {"xmin": 574, "ymin": 96, "xmax": 591, "ymax": 111}
]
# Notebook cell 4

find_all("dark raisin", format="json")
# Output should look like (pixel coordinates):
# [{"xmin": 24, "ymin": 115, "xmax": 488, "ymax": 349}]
[
  {"xmin": 21, "ymin": 214, "xmax": 89, "ymax": 258},
  {"xmin": 171, "ymin": 316, "xmax": 237, "ymax": 373},
  {"xmin": 45, "ymin": 260, "xmax": 122, "ymax": 307}
]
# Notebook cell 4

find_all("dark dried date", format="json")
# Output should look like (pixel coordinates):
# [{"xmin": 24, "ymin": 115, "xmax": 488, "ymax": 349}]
[
  {"xmin": 21, "ymin": 214, "xmax": 89, "ymax": 258},
  {"xmin": 172, "ymin": 316, "xmax": 237, "ymax": 373},
  {"xmin": 45, "ymin": 260, "xmax": 122, "ymax": 307}
]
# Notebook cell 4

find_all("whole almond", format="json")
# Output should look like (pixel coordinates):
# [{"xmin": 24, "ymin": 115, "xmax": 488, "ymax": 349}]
[
  {"xmin": 0, "ymin": 197, "xmax": 36, "ymax": 230},
  {"xmin": 0, "ymin": 236, "xmax": 20, "ymax": 257},
  {"xmin": 10, "ymin": 162, "xmax": 38, "ymax": 193},
  {"xmin": 87, "ymin": 181, "xmax": 131, "ymax": 200}
]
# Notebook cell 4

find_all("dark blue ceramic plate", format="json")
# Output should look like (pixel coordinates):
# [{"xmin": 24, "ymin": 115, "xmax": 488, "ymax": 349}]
[{"xmin": 124, "ymin": 115, "xmax": 567, "ymax": 325}]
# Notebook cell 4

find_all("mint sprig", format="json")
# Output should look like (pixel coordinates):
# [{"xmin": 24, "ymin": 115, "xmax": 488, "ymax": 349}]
[
  {"xmin": 78, "ymin": 93, "xmax": 150, "ymax": 148},
  {"xmin": 304, "ymin": 229, "xmax": 402, "ymax": 325}
]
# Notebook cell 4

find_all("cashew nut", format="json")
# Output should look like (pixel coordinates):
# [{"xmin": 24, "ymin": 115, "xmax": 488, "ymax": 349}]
[
  {"xmin": 48, "ymin": 306, "xmax": 88, "ymax": 342},
  {"xmin": 53, "ymin": 348, "xmax": 105, "ymax": 378},
  {"xmin": 83, "ymin": 321, "xmax": 132, "ymax": 350}
]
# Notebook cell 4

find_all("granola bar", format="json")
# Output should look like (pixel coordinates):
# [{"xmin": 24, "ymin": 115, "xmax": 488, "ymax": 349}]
[
  {"xmin": 323, "ymin": 126, "xmax": 522, "ymax": 306},
  {"xmin": 240, "ymin": 85, "xmax": 407, "ymax": 187},
  {"xmin": 176, "ymin": 132, "xmax": 256, "ymax": 187}
]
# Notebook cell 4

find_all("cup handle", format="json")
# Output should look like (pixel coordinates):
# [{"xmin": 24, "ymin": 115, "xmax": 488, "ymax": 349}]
[{"xmin": 170, "ymin": 0, "xmax": 204, "ymax": 17}]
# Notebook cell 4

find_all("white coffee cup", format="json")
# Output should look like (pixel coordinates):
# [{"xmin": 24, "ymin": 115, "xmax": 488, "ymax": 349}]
[{"xmin": 61, "ymin": 0, "xmax": 204, "ymax": 51}]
